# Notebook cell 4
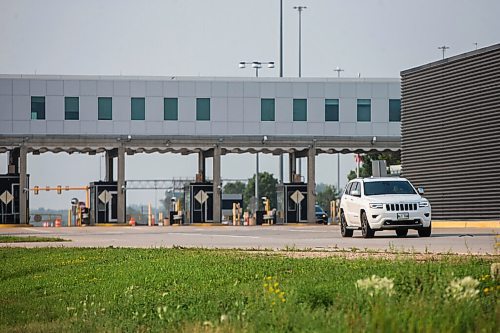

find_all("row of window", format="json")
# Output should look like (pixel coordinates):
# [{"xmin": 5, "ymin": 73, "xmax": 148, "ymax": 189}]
[{"xmin": 30, "ymin": 97, "xmax": 401, "ymax": 122}]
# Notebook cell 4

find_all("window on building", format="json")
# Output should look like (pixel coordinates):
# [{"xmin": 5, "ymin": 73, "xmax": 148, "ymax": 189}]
[
  {"xmin": 98, "ymin": 97, "xmax": 112, "ymax": 120},
  {"xmin": 196, "ymin": 98, "xmax": 210, "ymax": 121},
  {"xmin": 65, "ymin": 97, "xmax": 79, "ymax": 120},
  {"xmin": 389, "ymin": 99, "xmax": 401, "ymax": 122},
  {"xmin": 357, "ymin": 99, "xmax": 371, "ymax": 122},
  {"xmin": 131, "ymin": 97, "xmax": 145, "ymax": 120},
  {"xmin": 164, "ymin": 98, "xmax": 178, "ymax": 120},
  {"xmin": 261, "ymin": 98, "xmax": 275, "ymax": 121},
  {"xmin": 293, "ymin": 98, "xmax": 307, "ymax": 121},
  {"xmin": 31, "ymin": 96, "xmax": 45, "ymax": 120},
  {"xmin": 325, "ymin": 99, "xmax": 339, "ymax": 121}
]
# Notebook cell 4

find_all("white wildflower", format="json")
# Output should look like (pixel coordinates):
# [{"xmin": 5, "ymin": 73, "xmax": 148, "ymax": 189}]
[
  {"xmin": 356, "ymin": 275, "xmax": 394, "ymax": 297},
  {"xmin": 446, "ymin": 276, "xmax": 480, "ymax": 300},
  {"xmin": 491, "ymin": 263, "xmax": 499, "ymax": 280}
]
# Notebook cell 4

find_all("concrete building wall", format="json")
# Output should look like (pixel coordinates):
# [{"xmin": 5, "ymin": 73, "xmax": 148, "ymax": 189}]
[
  {"xmin": 0, "ymin": 76, "xmax": 401, "ymax": 137},
  {"xmin": 400, "ymin": 43, "xmax": 500, "ymax": 220}
]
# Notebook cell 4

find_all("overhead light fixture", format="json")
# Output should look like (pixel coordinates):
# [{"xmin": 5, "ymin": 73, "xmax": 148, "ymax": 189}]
[{"xmin": 252, "ymin": 62, "xmax": 262, "ymax": 69}]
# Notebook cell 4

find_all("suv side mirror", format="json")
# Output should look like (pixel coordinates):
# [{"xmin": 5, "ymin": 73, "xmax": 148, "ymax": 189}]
[
  {"xmin": 351, "ymin": 189, "xmax": 361, "ymax": 197},
  {"xmin": 417, "ymin": 187, "xmax": 424, "ymax": 195}
]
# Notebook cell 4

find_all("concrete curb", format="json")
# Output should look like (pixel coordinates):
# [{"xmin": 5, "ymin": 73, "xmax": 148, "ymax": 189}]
[
  {"xmin": 0, "ymin": 224, "xmax": 32, "ymax": 228},
  {"xmin": 433, "ymin": 221, "xmax": 500, "ymax": 229}
]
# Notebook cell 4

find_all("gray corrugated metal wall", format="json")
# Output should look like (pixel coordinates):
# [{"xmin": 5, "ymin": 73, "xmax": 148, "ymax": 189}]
[{"xmin": 401, "ymin": 44, "xmax": 500, "ymax": 220}]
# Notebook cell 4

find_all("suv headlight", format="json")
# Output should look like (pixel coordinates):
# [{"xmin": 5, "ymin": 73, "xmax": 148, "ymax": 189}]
[
  {"xmin": 369, "ymin": 203, "xmax": 384, "ymax": 209},
  {"xmin": 419, "ymin": 201, "xmax": 429, "ymax": 208}
]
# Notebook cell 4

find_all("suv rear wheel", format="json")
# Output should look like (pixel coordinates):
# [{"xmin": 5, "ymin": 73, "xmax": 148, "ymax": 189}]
[
  {"xmin": 395, "ymin": 229, "xmax": 408, "ymax": 237},
  {"xmin": 361, "ymin": 212, "xmax": 375, "ymax": 238},
  {"xmin": 340, "ymin": 211, "xmax": 353, "ymax": 238},
  {"xmin": 418, "ymin": 222, "xmax": 432, "ymax": 237}
]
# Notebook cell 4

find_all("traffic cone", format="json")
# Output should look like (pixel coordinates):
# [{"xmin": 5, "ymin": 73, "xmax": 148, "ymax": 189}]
[
  {"xmin": 54, "ymin": 217, "xmax": 62, "ymax": 227},
  {"xmin": 129, "ymin": 216, "xmax": 136, "ymax": 226}
]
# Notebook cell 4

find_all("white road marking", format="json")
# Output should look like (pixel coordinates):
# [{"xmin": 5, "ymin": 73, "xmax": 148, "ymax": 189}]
[
  {"xmin": 23, "ymin": 228, "xmax": 49, "ymax": 233},
  {"xmin": 288, "ymin": 229, "xmax": 330, "ymax": 233},
  {"xmin": 170, "ymin": 232, "xmax": 260, "ymax": 239}
]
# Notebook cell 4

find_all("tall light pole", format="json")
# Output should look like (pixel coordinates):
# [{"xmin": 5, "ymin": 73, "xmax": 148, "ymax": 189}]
[
  {"xmin": 293, "ymin": 6, "xmax": 307, "ymax": 78},
  {"xmin": 239, "ymin": 61, "xmax": 275, "ymax": 212},
  {"xmin": 294, "ymin": 6, "xmax": 307, "ymax": 177},
  {"xmin": 279, "ymin": 0, "xmax": 284, "ymax": 184},
  {"xmin": 280, "ymin": 0, "xmax": 283, "ymax": 78},
  {"xmin": 438, "ymin": 45, "xmax": 449, "ymax": 59},
  {"xmin": 239, "ymin": 61, "xmax": 274, "ymax": 77}
]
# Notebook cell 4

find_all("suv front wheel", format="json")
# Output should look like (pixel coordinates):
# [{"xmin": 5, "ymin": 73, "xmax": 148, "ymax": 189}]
[
  {"xmin": 418, "ymin": 222, "xmax": 432, "ymax": 237},
  {"xmin": 396, "ymin": 229, "xmax": 408, "ymax": 237},
  {"xmin": 340, "ymin": 211, "xmax": 353, "ymax": 238},
  {"xmin": 361, "ymin": 211, "xmax": 375, "ymax": 238}
]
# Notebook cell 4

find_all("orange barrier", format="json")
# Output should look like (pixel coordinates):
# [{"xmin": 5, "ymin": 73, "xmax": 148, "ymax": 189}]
[{"xmin": 129, "ymin": 216, "xmax": 136, "ymax": 226}]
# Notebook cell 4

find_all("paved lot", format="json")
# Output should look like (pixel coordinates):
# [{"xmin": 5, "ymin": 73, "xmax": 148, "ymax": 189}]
[{"xmin": 1, "ymin": 225, "xmax": 498, "ymax": 254}]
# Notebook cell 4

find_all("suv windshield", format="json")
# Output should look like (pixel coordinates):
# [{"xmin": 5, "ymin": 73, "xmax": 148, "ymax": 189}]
[{"xmin": 364, "ymin": 181, "xmax": 416, "ymax": 195}]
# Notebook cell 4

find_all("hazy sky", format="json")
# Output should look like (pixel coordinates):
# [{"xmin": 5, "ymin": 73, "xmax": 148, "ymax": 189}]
[{"xmin": 0, "ymin": 0, "xmax": 499, "ymax": 209}]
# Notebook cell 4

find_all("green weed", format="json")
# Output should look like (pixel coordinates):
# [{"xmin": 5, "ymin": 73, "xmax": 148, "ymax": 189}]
[{"xmin": 0, "ymin": 248, "xmax": 498, "ymax": 332}]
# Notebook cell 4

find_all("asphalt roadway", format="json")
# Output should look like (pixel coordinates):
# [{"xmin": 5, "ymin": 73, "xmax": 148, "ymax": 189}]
[{"xmin": 1, "ymin": 225, "xmax": 498, "ymax": 255}]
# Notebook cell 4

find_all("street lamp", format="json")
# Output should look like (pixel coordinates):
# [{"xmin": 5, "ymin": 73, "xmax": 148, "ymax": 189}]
[
  {"xmin": 334, "ymin": 66, "xmax": 344, "ymax": 78},
  {"xmin": 293, "ymin": 6, "xmax": 307, "ymax": 78},
  {"xmin": 293, "ymin": 6, "xmax": 307, "ymax": 176},
  {"xmin": 239, "ymin": 61, "xmax": 275, "ymax": 212},
  {"xmin": 438, "ymin": 45, "xmax": 450, "ymax": 59},
  {"xmin": 239, "ymin": 61, "xmax": 275, "ymax": 77}
]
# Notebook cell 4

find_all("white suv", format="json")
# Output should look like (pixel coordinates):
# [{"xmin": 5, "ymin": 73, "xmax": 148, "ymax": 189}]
[{"xmin": 339, "ymin": 177, "xmax": 431, "ymax": 238}]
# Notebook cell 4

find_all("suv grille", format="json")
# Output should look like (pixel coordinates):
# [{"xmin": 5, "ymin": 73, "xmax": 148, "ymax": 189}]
[{"xmin": 386, "ymin": 203, "xmax": 418, "ymax": 211}]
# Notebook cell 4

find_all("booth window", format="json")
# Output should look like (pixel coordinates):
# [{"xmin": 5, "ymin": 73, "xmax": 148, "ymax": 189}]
[
  {"xmin": 98, "ymin": 97, "xmax": 112, "ymax": 120},
  {"xmin": 31, "ymin": 96, "xmax": 45, "ymax": 120},
  {"xmin": 65, "ymin": 97, "xmax": 79, "ymax": 120},
  {"xmin": 293, "ymin": 99, "xmax": 307, "ymax": 121},
  {"xmin": 357, "ymin": 99, "xmax": 371, "ymax": 122},
  {"xmin": 325, "ymin": 99, "xmax": 339, "ymax": 121},
  {"xmin": 164, "ymin": 98, "xmax": 178, "ymax": 120},
  {"xmin": 131, "ymin": 97, "xmax": 145, "ymax": 120},
  {"xmin": 196, "ymin": 98, "xmax": 210, "ymax": 121},
  {"xmin": 261, "ymin": 98, "xmax": 275, "ymax": 121},
  {"xmin": 389, "ymin": 99, "xmax": 401, "ymax": 122}
]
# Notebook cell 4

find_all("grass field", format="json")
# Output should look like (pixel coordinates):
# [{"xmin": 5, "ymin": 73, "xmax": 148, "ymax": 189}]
[
  {"xmin": 0, "ymin": 248, "xmax": 498, "ymax": 332},
  {"xmin": 0, "ymin": 236, "xmax": 69, "ymax": 243}
]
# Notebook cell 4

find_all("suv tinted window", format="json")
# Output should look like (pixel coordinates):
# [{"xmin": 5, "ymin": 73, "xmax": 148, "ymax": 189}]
[
  {"xmin": 344, "ymin": 183, "xmax": 352, "ymax": 195},
  {"xmin": 351, "ymin": 182, "xmax": 360, "ymax": 195},
  {"xmin": 364, "ymin": 181, "xmax": 416, "ymax": 195}
]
